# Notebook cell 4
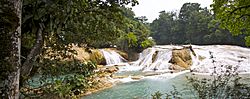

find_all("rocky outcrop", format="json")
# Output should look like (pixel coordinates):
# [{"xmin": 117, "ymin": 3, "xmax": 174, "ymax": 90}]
[
  {"xmin": 104, "ymin": 66, "xmax": 119, "ymax": 73},
  {"xmin": 82, "ymin": 65, "xmax": 119, "ymax": 96},
  {"xmin": 89, "ymin": 49, "xmax": 106, "ymax": 65},
  {"xmin": 169, "ymin": 48, "xmax": 192, "ymax": 70},
  {"xmin": 71, "ymin": 46, "xmax": 106, "ymax": 65}
]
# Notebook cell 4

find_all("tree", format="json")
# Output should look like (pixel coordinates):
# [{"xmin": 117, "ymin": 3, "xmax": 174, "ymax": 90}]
[
  {"xmin": 150, "ymin": 11, "xmax": 178, "ymax": 44},
  {"xmin": 117, "ymin": 7, "xmax": 154, "ymax": 53},
  {"xmin": 1, "ymin": 0, "xmax": 140, "ymax": 98},
  {"xmin": 212, "ymin": 0, "xmax": 250, "ymax": 46},
  {"xmin": 0, "ymin": 0, "xmax": 22, "ymax": 98},
  {"xmin": 20, "ymin": 0, "xmax": 139, "ymax": 78},
  {"xmin": 150, "ymin": 2, "xmax": 245, "ymax": 46},
  {"xmin": 179, "ymin": 3, "xmax": 213, "ymax": 44}
]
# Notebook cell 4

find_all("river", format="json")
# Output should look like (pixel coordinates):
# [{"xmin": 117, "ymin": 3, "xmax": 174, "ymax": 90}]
[{"xmin": 83, "ymin": 45, "xmax": 250, "ymax": 99}]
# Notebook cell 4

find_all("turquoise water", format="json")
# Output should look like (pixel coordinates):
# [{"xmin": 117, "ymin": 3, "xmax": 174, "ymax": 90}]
[
  {"xmin": 82, "ymin": 72, "xmax": 250, "ymax": 99},
  {"xmin": 83, "ymin": 72, "xmax": 193, "ymax": 99}
]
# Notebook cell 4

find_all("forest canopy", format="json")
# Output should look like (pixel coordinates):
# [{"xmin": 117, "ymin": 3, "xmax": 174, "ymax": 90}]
[{"xmin": 150, "ymin": 2, "xmax": 246, "ymax": 46}]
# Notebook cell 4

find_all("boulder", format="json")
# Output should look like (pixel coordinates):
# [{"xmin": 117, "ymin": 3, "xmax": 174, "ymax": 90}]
[
  {"xmin": 169, "ymin": 48, "xmax": 192, "ymax": 70},
  {"xmin": 127, "ymin": 49, "xmax": 139, "ymax": 61},
  {"xmin": 89, "ymin": 49, "xmax": 106, "ymax": 65}
]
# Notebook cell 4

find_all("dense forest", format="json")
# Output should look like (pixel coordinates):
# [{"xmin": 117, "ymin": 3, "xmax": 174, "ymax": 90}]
[
  {"xmin": 1, "ymin": 0, "xmax": 250, "ymax": 98},
  {"xmin": 150, "ymin": 3, "xmax": 246, "ymax": 46}
]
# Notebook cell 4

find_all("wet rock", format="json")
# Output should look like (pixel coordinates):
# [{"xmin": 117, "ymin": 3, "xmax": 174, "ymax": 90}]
[
  {"xmin": 169, "ymin": 48, "xmax": 192, "ymax": 70},
  {"xmin": 104, "ymin": 66, "xmax": 119, "ymax": 73},
  {"xmin": 169, "ymin": 65, "xmax": 185, "ymax": 71},
  {"xmin": 115, "ymin": 50, "xmax": 129, "ymax": 60},
  {"xmin": 89, "ymin": 49, "xmax": 106, "ymax": 65},
  {"xmin": 128, "ymin": 49, "xmax": 139, "ymax": 61},
  {"xmin": 144, "ymin": 72, "xmax": 161, "ymax": 76},
  {"xmin": 198, "ymin": 55, "xmax": 206, "ymax": 61},
  {"xmin": 112, "ymin": 75, "xmax": 128, "ymax": 79},
  {"xmin": 152, "ymin": 51, "xmax": 159, "ymax": 63},
  {"xmin": 238, "ymin": 56, "xmax": 247, "ymax": 59},
  {"xmin": 131, "ymin": 76, "xmax": 142, "ymax": 80}
]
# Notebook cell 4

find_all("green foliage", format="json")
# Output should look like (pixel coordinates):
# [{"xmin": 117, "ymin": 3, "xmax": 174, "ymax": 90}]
[
  {"xmin": 2, "ymin": 0, "xmax": 146, "ymax": 98},
  {"xmin": 40, "ymin": 59, "xmax": 96, "ymax": 76},
  {"xmin": 165, "ymin": 86, "xmax": 182, "ymax": 99},
  {"xmin": 186, "ymin": 72, "xmax": 250, "ymax": 98},
  {"xmin": 150, "ymin": 11, "xmax": 179, "ymax": 44},
  {"xmin": 42, "ymin": 74, "xmax": 91, "ymax": 98},
  {"xmin": 19, "ymin": 0, "xmax": 140, "ymax": 78},
  {"xmin": 141, "ymin": 38, "xmax": 155, "ymax": 49},
  {"xmin": 151, "ymin": 91, "xmax": 163, "ymax": 99},
  {"xmin": 150, "ymin": 3, "xmax": 246, "ymax": 46},
  {"xmin": 151, "ymin": 86, "xmax": 182, "ymax": 99},
  {"xmin": 127, "ymin": 32, "xmax": 138, "ymax": 47},
  {"xmin": 212, "ymin": 0, "xmax": 250, "ymax": 46},
  {"xmin": 116, "ymin": 7, "xmax": 155, "ymax": 52},
  {"xmin": 21, "ymin": 0, "xmax": 139, "ymax": 49},
  {"xmin": 186, "ymin": 65, "xmax": 250, "ymax": 98},
  {"xmin": 22, "ymin": 60, "xmax": 97, "ymax": 98}
]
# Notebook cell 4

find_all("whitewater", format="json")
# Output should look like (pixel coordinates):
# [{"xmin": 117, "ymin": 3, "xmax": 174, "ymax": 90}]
[
  {"xmin": 101, "ymin": 45, "xmax": 250, "ymax": 80},
  {"xmin": 83, "ymin": 45, "xmax": 250, "ymax": 99}
]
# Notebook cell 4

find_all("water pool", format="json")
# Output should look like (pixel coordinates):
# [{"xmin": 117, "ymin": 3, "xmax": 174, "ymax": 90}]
[{"xmin": 83, "ymin": 72, "xmax": 193, "ymax": 99}]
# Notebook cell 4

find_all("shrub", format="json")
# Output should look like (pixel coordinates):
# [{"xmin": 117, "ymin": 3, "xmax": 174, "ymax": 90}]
[{"xmin": 21, "ymin": 60, "xmax": 97, "ymax": 98}]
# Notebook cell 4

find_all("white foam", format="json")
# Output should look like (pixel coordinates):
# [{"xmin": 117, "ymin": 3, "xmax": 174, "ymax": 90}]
[
  {"xmin": 101, "ymin": 49, "xmax": 126, "ymax": 65},
  {"xmin": 102, "ymin": 45, "xmax": 250, "ymax": 80}
]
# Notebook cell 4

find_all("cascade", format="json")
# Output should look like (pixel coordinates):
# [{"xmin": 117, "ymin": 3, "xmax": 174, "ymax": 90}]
[
  {"xmin": 100, "ymin": 49, "xmax": 126, "ymax": 65},
  {"xmin": 190, "ymin": 45, "xmax": 250, "ymax": 74},
  {"xmin": 121, "ymin": 45, "xmax": 250, "ymax": 74},
  {"xmin": 101, "ymin": 45, "xmax": 250, "ymax": 73},
  {"xmin": 131, "ymin": 48, "xmax": 173, "ymax": 72}
]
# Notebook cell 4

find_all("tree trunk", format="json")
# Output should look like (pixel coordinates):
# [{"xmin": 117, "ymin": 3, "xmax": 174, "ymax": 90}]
[
  {"xmin": 21, "ymin": 23, "xmax": 44, "ymax": 77},
  {"xmin": 5, "ymin": 0, "xmax": 22, "ymax": 98}
]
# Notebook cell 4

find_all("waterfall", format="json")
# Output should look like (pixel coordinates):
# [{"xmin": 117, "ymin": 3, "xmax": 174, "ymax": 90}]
[
  {"xmin": 100, "ymin": 49, "xmax": 126, "ymax": 65},
  {"xmin": 121, "ymin": 45, "xmax": 250, "ymax": 74},
  {"xmin": 147, "ymin": 49, "xmax": 172, "ymax": 71},
  {"xmin": 101, "ymin": 45, "xmax": 250, "ymax": 73},
  {"xmin": 130, "ymin": 47, "xmax": 173, "ymax": 72},
  {"xmin": 190, "ymin": 45, "xmax": 250, "ymax": 74}
]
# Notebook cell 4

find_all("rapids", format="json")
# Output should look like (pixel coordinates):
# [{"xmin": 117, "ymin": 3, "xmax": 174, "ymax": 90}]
[
  {"xmin": 105, "ymin": 45, "xmax": 250, "ymax": 74},
  {"xmin": 84, "ymin": 45, "xmax": 250, "ymax": 98}
]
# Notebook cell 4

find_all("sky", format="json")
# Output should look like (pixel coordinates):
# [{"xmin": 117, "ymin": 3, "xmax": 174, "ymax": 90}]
[{"xmin": 132, "ymin": 0, "xmax": 213, "ymax": 22}]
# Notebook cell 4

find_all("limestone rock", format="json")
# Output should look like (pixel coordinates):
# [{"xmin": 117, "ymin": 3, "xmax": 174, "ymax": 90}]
[
  {"xmin": 169, "ymin": 65, "xmax": 185, "ymax": 71},
  {"xmin": 169, "ymin": 48, "xmax": 192, "ymax": 70},
  {"xmin": 131, "ymin": 76, "xmax": 142, "ymax": 80},
  {"xmin": 152, "ymin": 51, "xmax": 159, "ymax": 63},
  {"xmin": 104, "ymin": 66, "xmax": 119, "ymax": 73},
  {"xmin": 89, "ymin": 49, "xmax": 106, "ymax": 65},
  {"xmin": 112, "ymin": 75, "xmax": 128, "ymax": 79}
]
